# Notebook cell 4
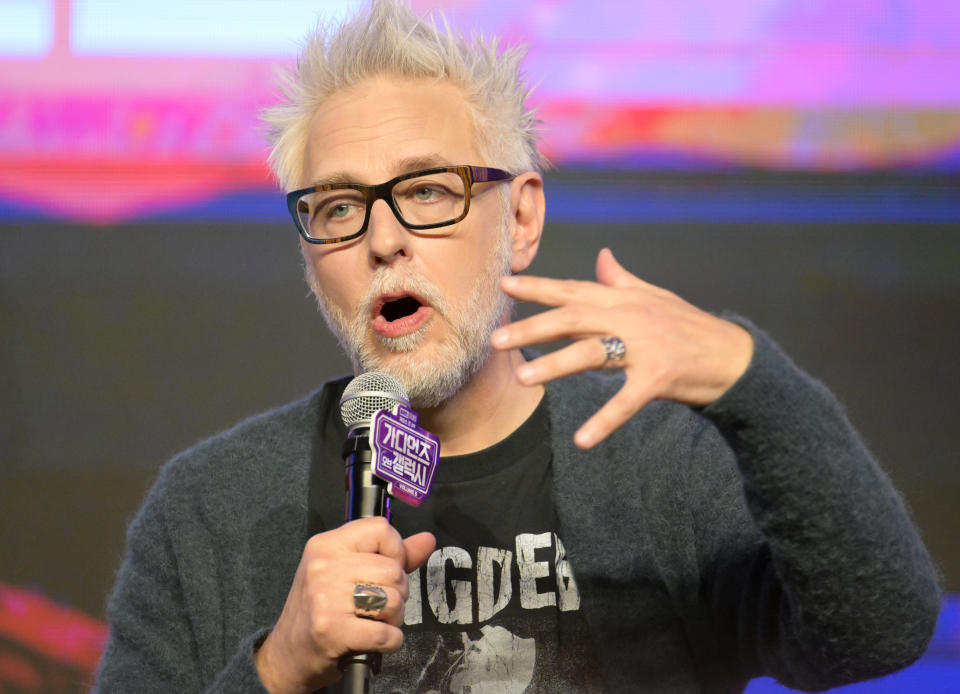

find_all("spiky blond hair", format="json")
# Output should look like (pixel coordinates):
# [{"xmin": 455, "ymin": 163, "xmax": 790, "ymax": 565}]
[{"xmin": 261, "ymin": 0, "xmax": 544, "ymax": 191}]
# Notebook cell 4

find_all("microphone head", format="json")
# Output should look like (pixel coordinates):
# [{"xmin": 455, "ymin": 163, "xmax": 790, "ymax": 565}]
[{"xmin": 339, "ymin": 371, "xmax": 410, "ymax": 430}]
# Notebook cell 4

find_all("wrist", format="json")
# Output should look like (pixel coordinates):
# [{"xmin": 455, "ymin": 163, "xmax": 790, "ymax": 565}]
[
  {"xmin": 717, "ymin": 321, "xmax": 754, "ymax": 397},
  {"xmin": 254, "ymin": 631, "xmax": 294, "ymax": 694}
]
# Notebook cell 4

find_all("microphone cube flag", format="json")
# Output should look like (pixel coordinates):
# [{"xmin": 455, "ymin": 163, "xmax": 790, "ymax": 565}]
[{"xmin": 370, "ymin": 404, "xmax": 440, "ymax": 506}]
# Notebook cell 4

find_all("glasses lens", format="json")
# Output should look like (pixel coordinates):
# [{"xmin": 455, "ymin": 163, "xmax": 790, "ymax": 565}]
[
  {"xmin": 296, "ymin": 188, "xmax": 367, "ymax": 240},
  {"xmin": 392, "ymin": 172, "xmax": 466, "ymax": 230}
]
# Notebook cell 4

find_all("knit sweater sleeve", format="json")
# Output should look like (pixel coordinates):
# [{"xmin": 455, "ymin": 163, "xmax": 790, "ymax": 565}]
[
  {"xmin": 693, "ymin": 320, "xmax": 940, "ymax": 691},
  {"xmin": 92, "ymin": 459, "xmax": 271, "ymax": 694}
]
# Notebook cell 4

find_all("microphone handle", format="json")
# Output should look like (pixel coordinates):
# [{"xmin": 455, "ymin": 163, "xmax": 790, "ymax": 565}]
[
  {"xmin": 341, "ymin": 429, "xmax": 390, "ymax": 693},
  {"xmin": 344, "ymin": 431, "xmax": 391, "ymax": 522}
]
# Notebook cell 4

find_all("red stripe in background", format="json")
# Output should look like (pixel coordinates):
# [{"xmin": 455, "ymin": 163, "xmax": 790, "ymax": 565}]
[
  {"xmin": 0, "ymin": 583, "xmax": 106, "ymax": 672},
  {"xmin": 0, "ymin": 649, "xmax": 42, "ymax": 690},
  {"xmin": 0, "ymin": 158, "xmax": 275, "ymax": 224}
]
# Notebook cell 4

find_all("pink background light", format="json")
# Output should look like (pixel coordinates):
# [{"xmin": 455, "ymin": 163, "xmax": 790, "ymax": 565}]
[{"xmin": 2, "ymin": 0, "xmax": 959, "ymax": 219}]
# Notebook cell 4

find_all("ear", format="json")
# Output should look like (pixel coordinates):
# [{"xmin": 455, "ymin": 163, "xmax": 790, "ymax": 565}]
[{"xmin": 507, "ymin": 172, "xmax": 545, "ymax": 273}]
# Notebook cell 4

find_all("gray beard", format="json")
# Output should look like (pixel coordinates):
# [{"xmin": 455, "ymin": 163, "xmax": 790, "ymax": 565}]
[{"xmin": 307, "ymin": 219, "xmax": 513, "ymax": 410}]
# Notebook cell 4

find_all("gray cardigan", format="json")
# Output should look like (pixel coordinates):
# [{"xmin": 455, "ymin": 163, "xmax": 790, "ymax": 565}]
[{"xmin": 94, "ymin": 324, "xmax": 939, "ymax": 693}]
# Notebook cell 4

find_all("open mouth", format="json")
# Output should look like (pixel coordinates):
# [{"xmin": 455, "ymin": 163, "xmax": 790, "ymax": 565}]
[
  {"xmin": 380, "ymin": 295, "xmax": 422, "ymax": 322},
  {"xmin": 372, "ymin": 292, "xmax": 432, "ymax": 338}
]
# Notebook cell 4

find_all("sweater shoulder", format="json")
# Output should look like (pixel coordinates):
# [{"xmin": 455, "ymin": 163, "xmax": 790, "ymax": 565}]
[
  {"xmin": 148, "ymin": 377, "xmax": 348, "ymax": 514},
  {"xmin": 177, "ymin": 390, "xmax": 323, "ymax": 468}
]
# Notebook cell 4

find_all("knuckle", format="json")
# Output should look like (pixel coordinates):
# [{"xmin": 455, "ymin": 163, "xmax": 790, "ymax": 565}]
[
  {"xmin": 304, "ymin": 532, "xmax": 329, "ymax": 556},
  {"xmin": 319, "ymin": 638, "xmax": 343, "ymax": 663},
  {"xmin": 395, "ymin": 580, "xmax": 410, "ymax": 605},
  {"xmin": 371, "ymin": 623, "xmax": 400, "ymax": 651},
  {"xmin": 389, "ymin": 587, "xmax": 404, "ymax": 613},
  {"xmin": 567, "ymin": 314, "xmax": 587, "ymax": 333},
  {"xmin": 367, "ymin": 516, "xmax": 391, "ymax": 531},
  {"xmin": 308, "ymin": 611, "xmax": 335, "ymax": 645},
  {"xmin": 559, "ymin": 278, "xmax": 582, "ymax": 297},
  {"xmin": 387, "ymin": 563, "xmax": 406, "ymax": 587},
  {"xmin": 581, "ymin": 338, "xmax": 603, "ymax": 362},
  {"xmin": 309, "ymin": 586, "xmax": 332, "ymax": 609},
  {"xmin": 305, "ymin": 557, "xmax": 332, "ymax": 583}
]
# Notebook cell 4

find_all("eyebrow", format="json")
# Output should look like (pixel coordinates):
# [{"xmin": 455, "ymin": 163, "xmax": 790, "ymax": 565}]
[{"xmin": 309, "ymin": 154, "xmax": 456, "ymax": 187}]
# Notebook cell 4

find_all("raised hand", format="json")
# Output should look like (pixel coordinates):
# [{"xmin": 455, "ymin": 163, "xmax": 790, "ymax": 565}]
[{"xmin": 491, "ymin": 248, "xmax": 754, "ymax": 449}]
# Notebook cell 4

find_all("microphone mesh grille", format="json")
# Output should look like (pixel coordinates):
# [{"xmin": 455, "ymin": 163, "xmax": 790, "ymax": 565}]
[{"xmin": 339, "ymin": 371, "xmax": 409, "ymax": 428}]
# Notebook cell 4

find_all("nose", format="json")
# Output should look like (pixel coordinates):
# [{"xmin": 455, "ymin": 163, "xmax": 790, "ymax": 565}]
[{"xmin": 365, "ymin": 198, "xmax": 410, "ymax": 265}]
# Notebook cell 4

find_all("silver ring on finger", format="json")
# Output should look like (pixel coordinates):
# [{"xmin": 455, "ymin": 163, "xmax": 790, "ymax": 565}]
[
  {"xmin": 600, "ymin": 336, "xmax": 626, "ymax": 367},
  {"xmin": 353, "ymin": 584, "xmax": 388, "ymax": 618}
]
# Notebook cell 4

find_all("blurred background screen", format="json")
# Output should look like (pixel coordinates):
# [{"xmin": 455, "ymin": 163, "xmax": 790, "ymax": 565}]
[{"xmin": 1, "ymin": 1, "xmax": 958, "ymax": 692}]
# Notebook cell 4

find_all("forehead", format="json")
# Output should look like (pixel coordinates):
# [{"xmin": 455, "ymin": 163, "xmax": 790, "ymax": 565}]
[{"xmin": 303, "ymin": 75, "xmax": 482, "ymax": 185}]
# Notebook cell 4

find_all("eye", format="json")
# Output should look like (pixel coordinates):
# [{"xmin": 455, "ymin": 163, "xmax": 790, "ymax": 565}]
[
  {"xmin": 316, "ymin": 195, "xmax": 363, "ymax": 223},
  {"xmin": 413, "ymin": 186, "xmax": 441, "ymax": 202},
  {"xmin": 328, "ymin": 203, "xmax": 354, "ymax": 218},
  {"xmin": 406, "ymin": 181, "xmax": 449, "ymax": 204}
]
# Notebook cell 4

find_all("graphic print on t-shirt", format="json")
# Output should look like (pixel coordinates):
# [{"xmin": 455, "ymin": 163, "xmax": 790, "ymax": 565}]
[
  {"xmin": 405, "ymin": 532, "xmax": 581, "ymax": 626},
  {"xmin": 376, "ymin": 531, "xmax": 603, "ymax": 693}
]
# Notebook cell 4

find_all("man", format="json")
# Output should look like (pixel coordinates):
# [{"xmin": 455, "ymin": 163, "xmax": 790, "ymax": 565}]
[{"xmin": 94, "ymin": 1, "xmax": 939, "ymax": 692}]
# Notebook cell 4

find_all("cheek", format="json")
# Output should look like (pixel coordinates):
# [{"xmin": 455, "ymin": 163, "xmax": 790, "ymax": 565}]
[
  {"xmin": 300, "ymin": 246, "xmax": 322, "ymax": 291},
  {"xmin": 302, "ymin": 246, "xmax": 352, "ymax": 307}
]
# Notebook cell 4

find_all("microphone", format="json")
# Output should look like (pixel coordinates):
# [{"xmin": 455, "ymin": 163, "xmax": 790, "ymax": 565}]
[
  {"xmin": 337, "ymin": 371, "xmax": 410, "ymax": 694},
  {"xmin": 340, "ymin": 370, "xmax": 410, "ymax": 523}
]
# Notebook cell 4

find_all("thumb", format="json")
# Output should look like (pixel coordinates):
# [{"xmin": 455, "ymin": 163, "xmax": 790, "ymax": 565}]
[
  {"xmin": 402, "ymin": 532, "xmax": 437, "ymax": 572},
  {"xmin": 596, "ymin": 248, "xmax": 639, "ymax": 288}
]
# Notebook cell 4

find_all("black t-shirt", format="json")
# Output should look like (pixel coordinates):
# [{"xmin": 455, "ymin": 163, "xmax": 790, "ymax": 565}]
[{"xmin": 317, "ymin": 386, "xmax": 603, "ymax": 692}]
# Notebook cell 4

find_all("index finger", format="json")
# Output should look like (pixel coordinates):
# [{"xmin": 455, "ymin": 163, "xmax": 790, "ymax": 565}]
[
  {"xmin": 333, "ymin": 516, "xmax": 406, "ymax": 561},
  {"xmin": 500, "ymin": 274, "xmax": 610, "ymax": 308}
]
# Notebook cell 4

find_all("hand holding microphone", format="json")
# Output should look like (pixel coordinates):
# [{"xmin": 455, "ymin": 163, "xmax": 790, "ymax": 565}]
[
  {"xmin": 254, "ymin": 373, "xmax": 437, "ymax": 694},
  {"xmin": 254, "ymin": 517, "xmax": 434, "ymax": 694}
]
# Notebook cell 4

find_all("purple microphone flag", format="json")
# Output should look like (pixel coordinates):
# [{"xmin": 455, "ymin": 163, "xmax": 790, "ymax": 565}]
[{"xmin": 371, "ymin": 404, "xmax": 440, "ymax": 507}]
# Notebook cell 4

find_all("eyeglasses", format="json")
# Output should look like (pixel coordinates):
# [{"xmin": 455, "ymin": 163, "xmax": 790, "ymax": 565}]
[{"xmin": 286, "ymin": 165, "xmax": 516, "ymax": 245}]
